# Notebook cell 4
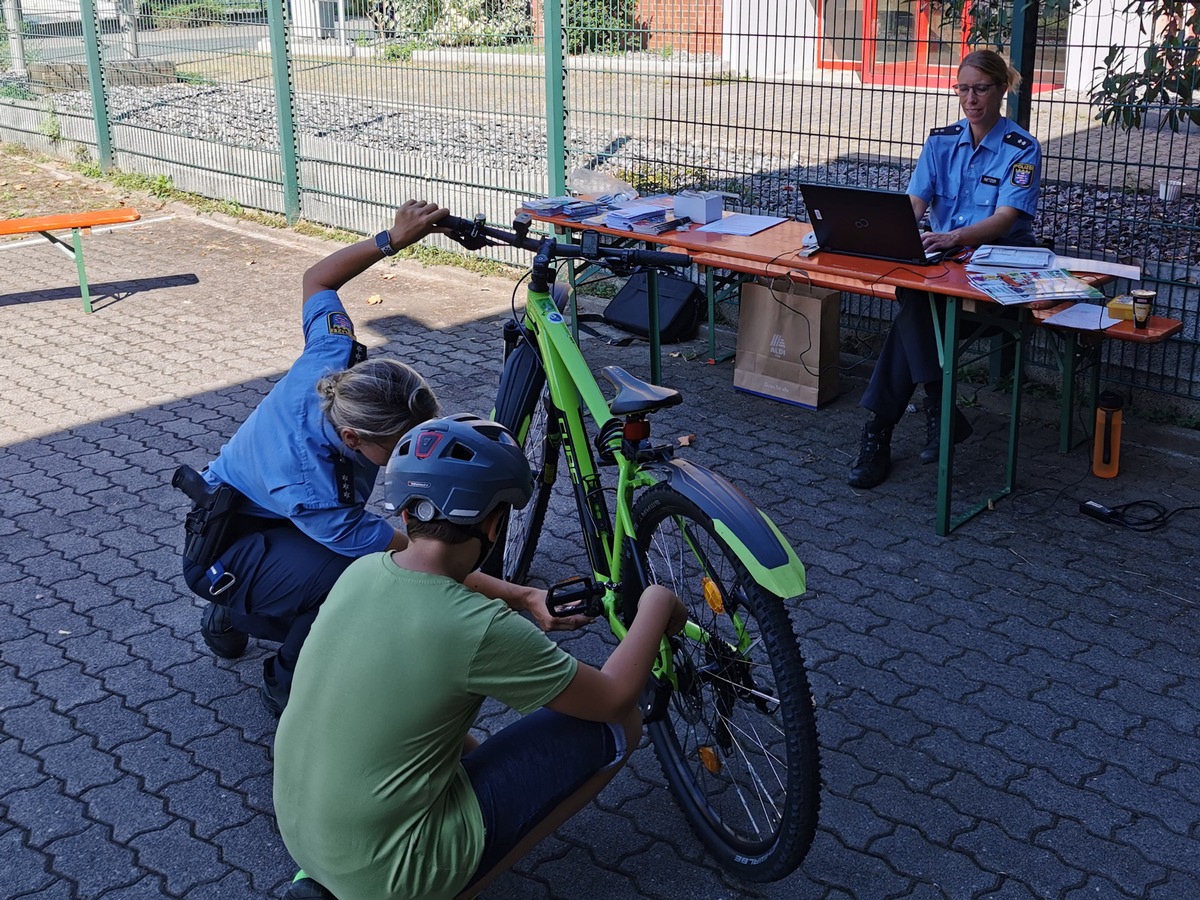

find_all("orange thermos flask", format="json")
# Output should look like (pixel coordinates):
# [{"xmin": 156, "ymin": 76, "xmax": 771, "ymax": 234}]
[{"xmin": 1092, "ymin": 391, "xmax": 1123, "ymax": 478}]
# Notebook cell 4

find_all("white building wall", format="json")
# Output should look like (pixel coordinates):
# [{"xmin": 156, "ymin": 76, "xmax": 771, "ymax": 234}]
[
  {"xmin": 1065, "ymin": 0, "xmax": 1149, "ymax": 92},
  {"xmin": 721, "ymin": 0, "xmax": 819, "ymax": 78}
]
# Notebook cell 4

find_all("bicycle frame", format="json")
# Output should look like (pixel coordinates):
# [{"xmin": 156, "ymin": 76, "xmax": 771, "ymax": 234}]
[{"xmin": 514, "ymin": 269, "xmax": 808, "ymax": 684}]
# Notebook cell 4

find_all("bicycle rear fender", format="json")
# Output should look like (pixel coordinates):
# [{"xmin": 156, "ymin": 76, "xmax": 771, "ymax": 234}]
[{"xmin": 651, "ymin": 458, "xmax": 806, "ymax": 600}]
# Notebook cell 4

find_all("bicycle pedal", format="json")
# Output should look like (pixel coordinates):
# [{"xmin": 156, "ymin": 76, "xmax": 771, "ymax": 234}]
[{"xmin": 546, "ymin": 576, "xmax": 604, "ymax": 618}]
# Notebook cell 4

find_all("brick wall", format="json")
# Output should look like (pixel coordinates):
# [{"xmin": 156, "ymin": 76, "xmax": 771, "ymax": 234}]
[{"xmin": 532, "ymin": 0, "xmax": 723, "ymax": 56}]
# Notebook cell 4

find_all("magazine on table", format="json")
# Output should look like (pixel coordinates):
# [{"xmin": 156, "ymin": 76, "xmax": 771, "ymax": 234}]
[{"xmin": 965, "ymin": 268, "xmax": 1104, "ymax": 306}]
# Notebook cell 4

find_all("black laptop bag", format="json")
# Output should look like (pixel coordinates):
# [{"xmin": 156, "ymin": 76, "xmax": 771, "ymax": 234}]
[{"xmin": 602, "ymin": 272, "xmax": 702, "ymax": 343}]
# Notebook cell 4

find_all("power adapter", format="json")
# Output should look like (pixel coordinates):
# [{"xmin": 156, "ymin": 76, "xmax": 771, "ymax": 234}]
[{"xmin": 1080, "ymin": 500, "xmax": 1116, "ymax": 523}]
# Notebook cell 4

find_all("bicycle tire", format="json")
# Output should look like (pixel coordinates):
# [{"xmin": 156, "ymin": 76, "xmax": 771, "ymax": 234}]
[
  {"xmin": 487, "ymin": 339, "xmax": 557, "ymax": 584},
  {"xmin": 500, "ymin": 392, "xmax": 559, "ymax": 584},
  {"xmin": 630, "ymin": 484, "xmax": 821, "ymax": 882}
]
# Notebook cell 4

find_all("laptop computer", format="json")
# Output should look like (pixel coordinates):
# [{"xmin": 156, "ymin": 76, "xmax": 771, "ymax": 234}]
[{"xmin": 797, "ymin": 183, "xmax": 942, "ymax": 266}]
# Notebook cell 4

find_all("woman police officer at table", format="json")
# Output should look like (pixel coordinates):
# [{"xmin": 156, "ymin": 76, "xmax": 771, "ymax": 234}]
[
  {"xmin": 181, "ymin": 200, "xmax": 589, "ymax": 717},
  {"xmin": 848, "ymin": 50, "xmax": 1043, "ymax": 490}
]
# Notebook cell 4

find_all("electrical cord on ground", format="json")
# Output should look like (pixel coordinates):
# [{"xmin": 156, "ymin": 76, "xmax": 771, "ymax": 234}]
[{"xmin": 1080, "ymin": 498, "xmax": 1200, "ymax": 531}]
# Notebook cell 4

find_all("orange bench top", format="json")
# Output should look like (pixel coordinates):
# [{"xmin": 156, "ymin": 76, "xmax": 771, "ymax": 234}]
[
  {"xmin": 0, "ymin": 207, "xmax": 141, "ymax": 237},
  {"xmin": 1031, "ymin": 302, "xmax": 1183, "ymax": 344}
]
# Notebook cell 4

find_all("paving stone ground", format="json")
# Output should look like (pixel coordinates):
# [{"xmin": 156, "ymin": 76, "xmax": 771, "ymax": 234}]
[{"xmin": 2, "ymin": 181, "xmax": 1199, "ymax": 900}]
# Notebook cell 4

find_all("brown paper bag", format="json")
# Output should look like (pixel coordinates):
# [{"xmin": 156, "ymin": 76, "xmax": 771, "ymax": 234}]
[{"xmin": 733, "ymin": 280, "xmax": 841, "ymax": 409}]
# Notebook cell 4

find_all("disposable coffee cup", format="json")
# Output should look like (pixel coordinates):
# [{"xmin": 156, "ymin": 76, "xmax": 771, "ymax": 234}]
[{"xmin": 1130, "ymin": 289, "xmax": 1154, "ymax": 329}]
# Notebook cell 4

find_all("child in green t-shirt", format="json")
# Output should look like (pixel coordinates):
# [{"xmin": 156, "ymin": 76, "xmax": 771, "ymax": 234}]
[{"xmin": 274, "ymin": 413, "xmax": 687, "ymax": 900}]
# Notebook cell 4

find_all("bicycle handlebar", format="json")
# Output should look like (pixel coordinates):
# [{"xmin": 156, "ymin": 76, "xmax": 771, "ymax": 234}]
[{"xmin": 440, "ymin": 213, "xmax": 693, "ymax": 272}]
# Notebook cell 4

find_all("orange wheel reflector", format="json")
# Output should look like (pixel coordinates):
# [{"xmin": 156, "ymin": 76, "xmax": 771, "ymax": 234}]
[
  {"xmin": 698, "ymin": 746, "xmax": 721, "ymax": 774},
  {"xmin": 702, "ymin": 576, "xmax": 724, "ymax": 614}
]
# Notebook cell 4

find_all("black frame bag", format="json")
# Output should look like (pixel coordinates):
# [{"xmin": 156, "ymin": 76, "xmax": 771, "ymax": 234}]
[{"xmin": 602, "ymin": 272, "xmax": 702, "ymax": 343}]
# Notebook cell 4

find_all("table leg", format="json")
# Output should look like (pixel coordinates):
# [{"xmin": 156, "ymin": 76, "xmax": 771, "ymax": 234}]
[
  {"xmin": 646, "ymin": 268, "xmax": 662, "ymax": 385},
  {"xmin": 1005, "ymin": 308, "xmax": 1027, "ymax": 493},
  {"xmin": 72, "ymin": 228, "xmax": 93, "ymax": 314},
  {"xmin": 706, "ymin": 266, "xmax": 717, "ymax": 364},
  {"xmin": 938, "ymin": 302, "xmax": 1027, "ymax": 535},
  {"xmin": 1058, "ymin": 331, "xmax": 1077, "ymax": 453},
  {"xmin": 935, "ymin": 297, "xmax": 960, "ymax": 536}
]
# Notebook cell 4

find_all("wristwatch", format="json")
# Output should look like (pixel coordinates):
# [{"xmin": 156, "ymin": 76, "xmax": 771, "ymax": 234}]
[{"xmin": 375, "ymin": 230, "xmax": 397, "ymax": 257}]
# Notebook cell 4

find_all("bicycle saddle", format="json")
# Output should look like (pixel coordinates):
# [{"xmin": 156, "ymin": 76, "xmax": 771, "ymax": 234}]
[{"xmin": 601, "ymin": 366, "xmax": 683, "ymax": 414}]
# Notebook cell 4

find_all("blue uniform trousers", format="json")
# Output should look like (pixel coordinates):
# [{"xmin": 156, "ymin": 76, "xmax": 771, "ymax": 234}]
[
  {"xmin": 859, "ymin": 287, "xmax": 944, "ymax": 425},
  {"xmin": 183, "ymin": 518, "xmax": 355, "ymax": 689}
]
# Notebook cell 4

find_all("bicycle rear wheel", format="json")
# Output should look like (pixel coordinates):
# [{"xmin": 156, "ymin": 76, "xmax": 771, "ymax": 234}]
[{"xmin": 630, "ymin": 485, "xmax": 820, "ymax": 882}]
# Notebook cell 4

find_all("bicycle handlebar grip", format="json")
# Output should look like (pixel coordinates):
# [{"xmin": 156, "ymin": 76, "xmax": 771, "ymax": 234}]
[
  {"xmin": 629, "ymin": 249, "xmax": 693, "ymax": 269},
  {"xmin": 441, "ymin": 214, "xmax": 477, "ymax": 233}
]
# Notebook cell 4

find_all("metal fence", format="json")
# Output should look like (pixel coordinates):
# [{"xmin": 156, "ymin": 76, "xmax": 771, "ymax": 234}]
[{"xmin": 1, "ymin": 0, "xmax": 1196, "ymax": 403}]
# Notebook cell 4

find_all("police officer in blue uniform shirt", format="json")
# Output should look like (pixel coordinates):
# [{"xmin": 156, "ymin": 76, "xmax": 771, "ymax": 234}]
[
  {"xmin": 849, "ymin": 50, "xmax": 1043, "ymax": 490},
  {"xmin": 182, "ymin": 200, "xmax": 590, "ymax": 717}
]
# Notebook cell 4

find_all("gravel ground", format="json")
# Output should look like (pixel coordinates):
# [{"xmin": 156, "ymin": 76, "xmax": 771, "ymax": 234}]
[{"xmin": 10, "ymin": 78, "xmax": 1200, "ymax": 264}]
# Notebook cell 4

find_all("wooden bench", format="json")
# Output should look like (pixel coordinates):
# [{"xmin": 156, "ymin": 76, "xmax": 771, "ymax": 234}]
[
  {"xmin": 1031, "ymin": 302, "xmax": 1184, "ymax": 451},
  {"xmin": 692, "ymin": 252, "xmax": 1185, "ymax": 451},
  {"xmin": 0, "ymin": 207, "xmax": 142, "ymax": 313}
]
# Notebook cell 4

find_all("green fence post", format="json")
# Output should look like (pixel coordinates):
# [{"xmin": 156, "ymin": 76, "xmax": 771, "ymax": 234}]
[
  {"xmin": 266, "ymin": 0, "xmax": 301, "ymax": 223},
  {"xmin": 543, "ymin": 0, "xmax": 566, "ymax": 196},
  {"xmin": 1006, "ymin": 0, "xmax": 1039, "ymax": 130},
  {"xmin": 79, "ymin": 0, "xmax": 112, "ymax": 171}
]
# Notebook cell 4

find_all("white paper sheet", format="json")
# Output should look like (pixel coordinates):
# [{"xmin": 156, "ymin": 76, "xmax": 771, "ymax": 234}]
[
  {"xmin": 695, "ymin": 214, "xmax": 787, "ymax": 236},
  {"xmin": 1051, "ymin": 255, "xmax": 1142, "ymax": 281},
  {"xmin": 1042, "ymin": 304, "xmax": 1121, "ymax": 331}
]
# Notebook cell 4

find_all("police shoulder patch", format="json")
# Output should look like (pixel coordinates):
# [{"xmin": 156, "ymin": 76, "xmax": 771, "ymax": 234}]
[
  {"xmin": 1003, "ymin": 131, "xmax": 1032, "ymax": 150},
  {"xmin": 1011, "ymin": 162, "xmax": 1036, "ymax": 187},
  {"xmin": 326, "ymin": 311, "xmax": 355, "ymax": 338},
  {"xmin": 929, "ymin": 124, "xmax": 963, "ymax": 137}
]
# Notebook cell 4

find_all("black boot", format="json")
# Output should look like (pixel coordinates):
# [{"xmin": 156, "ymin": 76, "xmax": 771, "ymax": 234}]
[
  {"xmin": 260, "ymin": 657, "xmax": 291, "ymax": 719},
  {"xmin": 920, "ymin": 395, "xmax": 973, "ymax": 464},
  {"xmin": 848, "ymin": 419, "xmax": 893, "ymax": 489},
  {"xmin": 201, "ymin": 602, "xmax": 248, "ymax": 659},
  {"xmin": 285, "ymin": 875, "xmax": 337, "ymax": 899}
]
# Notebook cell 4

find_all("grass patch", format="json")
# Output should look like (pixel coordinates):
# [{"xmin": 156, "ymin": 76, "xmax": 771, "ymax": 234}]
[{"xmin": 64, "ymin": 157, "xmax": 519, "ymax": 278}]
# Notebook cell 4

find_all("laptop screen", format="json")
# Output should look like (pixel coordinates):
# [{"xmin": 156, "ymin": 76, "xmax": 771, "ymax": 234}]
[{"xmin": 798, "ymin": 184, "xmax": 937, "ymax": 266}]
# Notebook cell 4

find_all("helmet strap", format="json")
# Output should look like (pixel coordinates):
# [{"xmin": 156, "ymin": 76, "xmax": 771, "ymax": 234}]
[
  {"xmin": 471, "ymin": 507, "xmax": 508, "ymax": 572},
  {"xmin": 471, "ymin": 526, "xmax": 496, "ymax": 571}
]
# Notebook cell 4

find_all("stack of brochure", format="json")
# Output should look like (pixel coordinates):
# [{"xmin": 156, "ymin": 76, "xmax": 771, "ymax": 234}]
[
  {"xmin": 604, "ymin": 203, "xmax": 668, "ymax": 229},
  {"xmin": 965, "ymin": 268, "xmax": 1104, "ymax": 305},
  {"xmin": 965, "ymin": 245, "xmax": 1056, "ymax": 271},
  {"xmin": 519, "ymin": 196, "xmax": 612, "ymax": 220},
  {"xmin": 520, "ymin": 196, "xmax": 573, "ymax": 215}
]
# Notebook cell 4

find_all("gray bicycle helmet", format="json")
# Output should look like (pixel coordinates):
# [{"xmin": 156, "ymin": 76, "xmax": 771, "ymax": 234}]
[{"xmin": 384, "ymin": 413, "xmax": 533, "ymax": 525}]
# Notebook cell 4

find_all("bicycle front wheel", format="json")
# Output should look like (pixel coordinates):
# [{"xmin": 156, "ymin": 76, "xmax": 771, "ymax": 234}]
[
  {"xmin": 631, "ymin": 485, "xmax": 820, "ymax": 883},
  {"xmin": 499, "ymin": 391, "xmax": 558, "ymax": 584}
]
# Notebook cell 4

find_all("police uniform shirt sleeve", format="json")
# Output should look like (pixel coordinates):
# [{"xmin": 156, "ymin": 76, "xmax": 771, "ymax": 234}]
[
  {"xmin": 902, "ymin": 121, "xmax": 960, "ymax": 207},
  {"xmin": 284, "ymin": 290, "xmax": 395, "ymax": 556},
  {"xmin": 204, "ymin": 290, "xmax": 363, "ymax": 509},
  {"xmin": 906, "ymin": 131, "xmax": 942, "ymax": 204},
  {"xmin": 994, "ymin": 125, "xmax": 1041, "ymax": 218}
]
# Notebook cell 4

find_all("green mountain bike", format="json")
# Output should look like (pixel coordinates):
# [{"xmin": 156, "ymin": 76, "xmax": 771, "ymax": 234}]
[{"xmin": 443, "ymin": 213, "xmax": 821, "ymax": 882}]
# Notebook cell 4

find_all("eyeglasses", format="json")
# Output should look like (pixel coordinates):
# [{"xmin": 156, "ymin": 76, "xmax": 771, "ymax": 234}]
[{"xmin": 953, "ymin": 83, "xmax": 1000, "ymax": 97}]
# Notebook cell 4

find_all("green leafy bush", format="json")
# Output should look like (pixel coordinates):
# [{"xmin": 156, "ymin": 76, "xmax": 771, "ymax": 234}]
[
  {"xmin": 565, "ymin": 0, "xmax": 639, "ymax": 54},
  {"xmin": 140, "ymin": 0, "xmax": 230, "ymax": 29},
  {"xmin": 369, "ymin": 0, "xmax": 531, "ymax": 47}
]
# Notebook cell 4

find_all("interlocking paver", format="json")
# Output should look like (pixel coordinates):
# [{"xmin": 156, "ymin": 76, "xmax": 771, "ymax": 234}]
[{"xmin": 3, "ymin": 159, "xmax": 1200, "ymax": 900}]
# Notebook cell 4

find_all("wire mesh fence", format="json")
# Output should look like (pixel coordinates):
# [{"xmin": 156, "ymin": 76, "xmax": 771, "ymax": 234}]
[{"xmin": 1, "ymin": 0, "xmax": 1196, "ymax": 402}]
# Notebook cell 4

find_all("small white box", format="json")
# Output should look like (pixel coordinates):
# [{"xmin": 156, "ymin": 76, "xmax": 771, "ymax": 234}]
[{"xmin": 674, "ymin": 191, "xmax": 724, "ymax": 224}]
